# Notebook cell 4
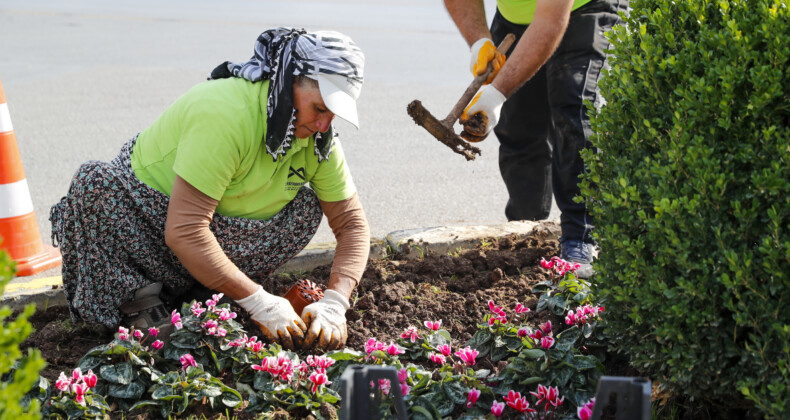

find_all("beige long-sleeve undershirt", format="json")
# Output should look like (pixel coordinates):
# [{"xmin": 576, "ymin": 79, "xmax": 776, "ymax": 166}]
[{"xmin": 164, "ymin": 176, "xmax": 370, "ymax": 300}]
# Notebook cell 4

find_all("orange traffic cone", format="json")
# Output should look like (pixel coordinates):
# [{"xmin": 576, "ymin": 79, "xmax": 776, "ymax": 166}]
[{"xmin": 0, "ymin": 77, "xmax": 62, "ymax": 276}]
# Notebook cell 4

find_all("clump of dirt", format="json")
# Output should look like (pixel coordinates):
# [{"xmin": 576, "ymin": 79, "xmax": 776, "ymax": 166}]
[{"xmin": 19, "ymin": 228, "xmax": 560, "ymax": 418}]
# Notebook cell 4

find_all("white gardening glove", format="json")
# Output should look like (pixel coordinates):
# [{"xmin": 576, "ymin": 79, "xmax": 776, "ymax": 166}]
[
  {"xmin": 469, "ymin": 38, "xmax": 506, "ymax": 84},
  {"xmin": 301, "ymin": 289, "xmax": 350, "ymax": 351},
  {"xmin": 460, "ymin": 84, "xmax": 507, "ymax": 141},
  {"xmin": 235, "ymin": 285, "xmax": 306, "ymax": 350}
]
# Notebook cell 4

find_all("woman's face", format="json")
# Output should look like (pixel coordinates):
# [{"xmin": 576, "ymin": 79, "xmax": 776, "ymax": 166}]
[{"xmin": 292, "ymin": 81, "xmax": 335, "ymax": 138}]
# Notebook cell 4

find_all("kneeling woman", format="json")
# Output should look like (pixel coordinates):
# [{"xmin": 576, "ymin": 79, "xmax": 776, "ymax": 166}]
[{"xmin": 50, "ymin": 28, "xmax": 370, "ymax": 351}]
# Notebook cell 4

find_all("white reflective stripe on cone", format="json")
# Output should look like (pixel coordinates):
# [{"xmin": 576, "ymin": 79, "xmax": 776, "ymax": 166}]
[
  {"xmin": 0, "ymin": 103, "xmax": 12, "ymax": 133},
  {"xmin": 0, "ymin": 179, "xmax": 35, "ymax": 218}
]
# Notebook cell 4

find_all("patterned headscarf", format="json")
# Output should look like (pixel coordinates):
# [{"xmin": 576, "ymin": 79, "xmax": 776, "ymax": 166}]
[{"xmin": 209, "ymin": 28, "xmax": 365, "ymax": 162}]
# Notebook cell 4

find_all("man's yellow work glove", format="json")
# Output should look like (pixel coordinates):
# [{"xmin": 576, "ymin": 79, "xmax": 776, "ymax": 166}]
[
  {"xmin": 235, "ymin": 285, "xmax": 306, "ymax": 350},
  {"xmin": 461, "ymin": 84, "xmax": 507, "ymax": 140},
  {"xmin": 301, "ymin": 289, "xmax": 350, "ymax": 351},
  {"xmin": 470, "ymin": 38, "xmax": 506, "ymax": 84}
]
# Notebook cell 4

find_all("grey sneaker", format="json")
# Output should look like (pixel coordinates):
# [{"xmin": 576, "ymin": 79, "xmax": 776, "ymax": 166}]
[
  {"xmin": 119, "ymin": 282, "xmax": 174, "ymax": 340},
  {"xmin": 559, "ymin": 239, "xmax": 597, "ymax": 279}
]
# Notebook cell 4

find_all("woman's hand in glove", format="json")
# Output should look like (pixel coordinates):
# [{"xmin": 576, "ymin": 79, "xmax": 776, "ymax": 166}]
[
  {"xmin": 235, "ymin": 285, "xmax": 306, "ymax": 350},
  {"xmin": 301, "ymin": 289, "xmax": 350, "ymax": 351}
]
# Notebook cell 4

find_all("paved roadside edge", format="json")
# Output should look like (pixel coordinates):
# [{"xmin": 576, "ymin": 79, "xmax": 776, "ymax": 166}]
[{"xmin": 1, "ymin": 220, "xmax": 560, "ymax": 311}]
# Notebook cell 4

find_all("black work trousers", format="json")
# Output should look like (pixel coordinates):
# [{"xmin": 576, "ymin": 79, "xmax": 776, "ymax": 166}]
[{"xmin": 490, "ymin": 0, "xmax": 628, "ymax": 242}]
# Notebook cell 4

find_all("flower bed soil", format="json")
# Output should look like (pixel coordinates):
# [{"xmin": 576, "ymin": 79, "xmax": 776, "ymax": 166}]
[{"xmin": 20, "ymin": 227, "xmax": 574, "ymax": 419}]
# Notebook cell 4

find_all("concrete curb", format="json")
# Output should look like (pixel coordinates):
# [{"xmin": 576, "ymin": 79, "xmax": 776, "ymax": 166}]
[{"xmin": 1, "ymin": 220, "xmax": 560, "ymax": 311}]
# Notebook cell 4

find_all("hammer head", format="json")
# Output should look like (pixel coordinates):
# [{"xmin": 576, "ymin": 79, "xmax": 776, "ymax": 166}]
[{"xmin": 407, "ymin": 100, "xmax": 481, "ymax": 161}]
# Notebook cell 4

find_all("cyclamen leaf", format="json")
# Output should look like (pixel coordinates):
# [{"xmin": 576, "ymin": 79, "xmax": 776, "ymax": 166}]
[
  {"xmin": 198, "ymin": 383, "xmax": 223, "ymax": 398},
  {"xmin": 77, "ymin": 355, "xmax": 104, "ymax": 372},
  {"xmin": 169, "ymin": 331, "xmax": 200, "ymax": 349},
  {"xmin": 466, "ymin": 329, "xmax": 493, "ymax": 349},
  {"xmin": 422, "ymin": 392, "xmax": 454, "ymax": 417},
  {"xmin": 100, "ymin": 361, "xmax": 134, "ymax": 384},
  {"xmin": 521, "ymin": 348, "xmax": 545, "ymax": 359},
  {"xmin": 426, "ymin": 332, "xmax": 450, "ymax": 348},
  {"xmin": 326, "ymin": 348, "xmax": 364, "ymax": 361},
  {"xmin": 572, "ymin": 355, "xmax": 601, "ymax": 370},
  {"xmin": 128, "ymin": 400, "xmax": 160, "ymax": 412},
  {"xmin": 221, "ymin": 390, "xmax": 243, "ymax": 408},
  {"xmin": 109, "ymin": 381, "xmax": 145, "ymax": 399},
  {"xmin": 409, "ymin": 405, "xmax": 437, "ymax": 420},
  {"xmin": 519, "ymin": 376, "xmax": 543, "ymax": 386},
  {"xmin": 442, "ymin": 380, "xmax": 468, "ymax": 405},
  {"xmin": 490, "ymin": 344, "xmax": 511, "ymax": 362},
  {"xmin": 151, "ymin": 384, "xmax": 174, "ymax": 399}
]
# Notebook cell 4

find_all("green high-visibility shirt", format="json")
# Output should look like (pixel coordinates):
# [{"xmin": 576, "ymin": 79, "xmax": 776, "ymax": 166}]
[
  {"xmin": 497, "ymin": 0, "xmax": 592, "ymax": 24},
  {"xmin": 131, "ymin": 77, "xmax": 355, "ymax": 220}
]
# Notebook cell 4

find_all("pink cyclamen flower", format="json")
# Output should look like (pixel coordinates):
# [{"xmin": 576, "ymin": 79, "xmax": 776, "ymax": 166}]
[
  {"xmin": 424, "ymin": 319, "xmax": 442, "ymax": 331},
  {"xmin": 83, "ymin": 369, "xmax": 97, "ymax": 388},
  {"xmin": 218, "ymin": 308, "xmax": 236, "ymax": 321},
  {"xmin": 71, "ymin": 367, "xmax": 83, "ymax": 382},
  {"xmin": 365, "ymin": 338, "xmax": 386, "ymax": 355},
  {"xmin": 148, "ymin": 327, "xmax": 159, "ymax": 337},
  {"xmin": 260, "ymin": 353, "xmax": 294, "ymax": 381},
  {"xmin": 378, "ymin": 378, "xmax": 391, "ymax": 395},
  {"xmin": 151, "ymin": 340, "xmax": 164, "ymax": 350},
  {"xmin": 540, "ymin": 257, "xmax": 554, "ymax": 269},
  {"xmin": 171, "ymin": 310, "xmax": 183, "ymax": 330},
  {"xmin": 541, "ymin": 336, "xmax": 555, "ymax": 349},
  {"xmin": 491, "ymin": 400, "xmax": 505, "ymax": 417},
  {"xmin": 514, "ymin": 302, "xmax": 530, "ymax": 314},
  {"xmin": 72, "ymin": 382, "xmax": 89, "ymax": 406},
  {"xmin": 504, "ymin": 390, "xmax": 536, "ymax": 414},
  {"xmin": 203, "ymin": 318, "xmax": 218, "ymax": 330},
  {"xmin": 384, "ymin": 342, "xmax": 404, "ymax": 356},
  {"xmin": 206, "ymin": 293, "xmax": 224, "ymax": 308},
  {"xmin": 578, "ymin": 398, "xmax": 595, "ymax": 420},
  {"xmin": 429, "ymin": 352, "xmax": 446, "ymax": 365},
  {"xmin": 541, "ymin": 320, "xmax": 553, "ymax": 334},
  {"xmin": 437, "ymin": 343, "xmax": 452, "ymax": 356},
  {"xmin": 401, "ymin": 383, "xmax": 411, "ymax": 396},
  {"xmin": 55, "ymin": 372, "xmax": 71, "ymax": 392},
  {"xmin": 530, "ymin": 329, "xmax": 544, "ymax": 340},
  {"xmin": 531, "ymin": 384, "xmax": 565, "ymax": 411},
  {"xmin": 517, "ymin": 328, "xmax": 530, "ymax": 337},
  {"xmin": 455, "ymin": 346, "xmax": 479, "ymax": 366},
  {"xmin": 308, "ymin": 371, "xmax": 330, "ymax": 393},
  {"xmin": 511, "ymin": 396, "xmax": 535, "ymax": 413},
  {"xmin": 400, "ymin": 326, "xmax": 421, "ymax": 343},
  {"xmin": 180, "ymin": 353, "xmax": 197, "ymax": 370},
  {"xmin": 118, "ymin": 327, "xmax": 129, "ymax": 341},
  {"xmin": 248, "ymin": 340, "xmax": 265, "ymax": 353},
  {"xmin": 133, "ymin": 329, "xmax": 143, "ymax": 339},
  {"xmin": 488, "ymin": 300, "xmax": 507, "ymax": 317},
  {"xmin": 398, "ymin": 368, "xmax": 409, "ymax": 384},
  {"xmin": 467, "ymin": 388, "xmax": 481, "ymax": 408},
  {"xmin": 190, "ymin": 301, "xmax": 206, "ymax": 317},
  {"xmin": 307, "ymin": 355, "xmax": 336, "ymax": 370}
]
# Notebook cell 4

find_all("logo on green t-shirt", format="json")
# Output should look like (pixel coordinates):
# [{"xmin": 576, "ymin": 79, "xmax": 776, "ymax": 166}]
[{"xmin": 286, "ymin": 166, "xmax": 307, "ymax": 191}]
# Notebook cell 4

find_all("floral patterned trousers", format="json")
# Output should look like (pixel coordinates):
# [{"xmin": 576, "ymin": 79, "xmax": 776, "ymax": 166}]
[{"xmin": 50, "ymin": 136, "xmax": 323, "ymax": 327}]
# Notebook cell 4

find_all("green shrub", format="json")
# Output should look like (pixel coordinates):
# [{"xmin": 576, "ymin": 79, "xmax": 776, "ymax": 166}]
[
  {"xmin": 580, "ymin": 0, "xmax": 790, "ymax": 416},
  {"xmin": 0, "ymin": 247, "xmax": 46, "ymax": 418}
]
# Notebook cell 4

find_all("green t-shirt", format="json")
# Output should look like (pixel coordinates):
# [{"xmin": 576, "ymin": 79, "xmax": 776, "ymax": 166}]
[
  {"xmin": 497, "ymin": 0, "xmax": 592, "ymax": 24},
  {"xmin": 131, "ymin": 77, "xmax": 356, "ymax": 220}
]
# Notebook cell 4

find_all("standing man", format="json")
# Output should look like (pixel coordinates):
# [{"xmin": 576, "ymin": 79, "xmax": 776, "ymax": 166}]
[{"xmin": 444, "ymin": 0, "xmax": 628, "ymax": 277}]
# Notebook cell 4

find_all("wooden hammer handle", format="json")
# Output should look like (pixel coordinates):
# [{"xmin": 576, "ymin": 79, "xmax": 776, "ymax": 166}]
[{"xmin": 442, "ymin": 33, "xmax": 516, "ymax": 126}]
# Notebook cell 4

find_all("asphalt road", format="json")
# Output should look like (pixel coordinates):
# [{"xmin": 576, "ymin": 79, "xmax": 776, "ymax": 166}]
[{"xmin": 0, "ymin": 0, "xmax": 559, "ymax": 279}]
